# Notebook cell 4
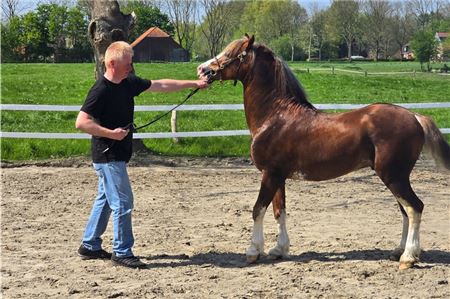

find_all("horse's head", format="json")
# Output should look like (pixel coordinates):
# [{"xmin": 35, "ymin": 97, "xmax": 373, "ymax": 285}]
[{"xmin": 197, "ymin": 34, "xmax": 255, "ymax": 84}]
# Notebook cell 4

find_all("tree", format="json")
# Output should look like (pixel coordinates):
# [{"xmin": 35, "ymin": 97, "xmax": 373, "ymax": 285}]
[
  {"xmin": 409, "ymin": 0, "xmax": 436, "ymax": 30},
  {"xmin": 284, "ymin": 1, "xmax": 308, "ymax": 61},
  {"xmin": 165, "ymin": 0, "xmax": 198, "ymax": 59},
  {"xmin": 89, "ymin": 0, "xmax": 135, "ymax": 78},
  {"xmin": 309, "ymin": 8, "xmax": 328, "ymax": 61},
  {"xmin": 327, "ymin": 0, "xmax": 361, "ymax": 59},
  {"xmin": 66, "ymin": 6, "xmax": 91, "ymax": 62},
  {"xmin": 411, "ymin": 30, "xmax": 437, "ymax": 71},
  {"xmin": 391, "ymin": 2, "xmax": 415, "ymax": 61},
  {"xmin": 363, "ymin": 0, "xmax": 392, "ymax": 60},
  {"xmin": 1, "ymin": 3, "xmax": 92, "ymax": 63},
  {"xmin": 236, "ymin": 0, "xmax": 306, "ymax": 60},
  {"xmin": 1, "ymin": 16, "xmax": 24, "ymax": 62},
  {"xmin": 1, "ymin": 0, "xmax": 30, "ymax": 22},
  {"xmin": 442, "ymin": 37, "xmax": 450, "ymax": 61},
  {"xmin": 120, "ymin": 1, "xmax": 174, "ymax": 41},
  {"xmin": 199, "ymin": 0, "xmax": 235, "ymax": 57}
]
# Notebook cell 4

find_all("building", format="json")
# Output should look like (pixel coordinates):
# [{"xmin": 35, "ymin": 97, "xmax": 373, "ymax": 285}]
[
  {"xmin": 402, "ymin": 44, "xmax": 414, "ymax": 60},
  {"xmin": 435, "ymin": 32, "xmax": 449, "ymax": 61},
  {"xmin": 131, "ymin": 27, "xmax": 189, "ymax": 62}
]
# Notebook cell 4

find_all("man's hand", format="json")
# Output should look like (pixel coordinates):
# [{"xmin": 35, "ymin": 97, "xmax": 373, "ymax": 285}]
[
  {"xmin": 196, "ymin": 78, "xmax": 210, "ymax": 89},
  {"xmin": 110, "ymin": 128, "xmax": 130, "ymax": 141}
]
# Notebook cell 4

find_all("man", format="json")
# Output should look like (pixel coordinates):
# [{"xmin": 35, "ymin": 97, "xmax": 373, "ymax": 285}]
[{"xmin": 75, "ymin": 41, "xmax": 208, "ymax": 269}]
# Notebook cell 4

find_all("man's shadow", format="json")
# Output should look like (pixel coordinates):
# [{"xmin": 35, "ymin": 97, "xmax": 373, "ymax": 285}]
[{"xmin": 139, "ymin": 248, "xmax": 450, "ymax": 269}]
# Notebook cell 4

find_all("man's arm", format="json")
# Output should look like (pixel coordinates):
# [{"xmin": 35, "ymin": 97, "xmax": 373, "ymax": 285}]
[
  {"xmin": 75, "ymin": 111, "xmax": 129, "ymax": 141},
  {"xmin": 146, "ymin": 79, "xmax": 208, "ymax": 93}
]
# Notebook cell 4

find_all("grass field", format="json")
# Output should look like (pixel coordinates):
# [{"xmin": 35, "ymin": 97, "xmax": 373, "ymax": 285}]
[{"xmin": 1, "ymin": 61, "xmax": 449, "ymax": 161}]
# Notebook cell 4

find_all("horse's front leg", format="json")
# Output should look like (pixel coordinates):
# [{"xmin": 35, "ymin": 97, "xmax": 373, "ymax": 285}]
[
  {"xmin": 268, "ymin": 183, "xmax": 290, "ymax": 259},
  {"xmin": 246, "ymin": 171, "xmax": 284, "ymax": 263}
]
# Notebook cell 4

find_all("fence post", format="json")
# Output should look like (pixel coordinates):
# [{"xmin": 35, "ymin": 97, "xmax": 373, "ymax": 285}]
[
  {"xmin": 365, "ymin": 71, "xmax": 368, "ymax": 77},
  {"xmin": 332, "ymin": 66, "xmax": 335, "ymax": 75},
  {"xmin": 171, "ymin": 110, "xmax": 179, "ymax": 143}
]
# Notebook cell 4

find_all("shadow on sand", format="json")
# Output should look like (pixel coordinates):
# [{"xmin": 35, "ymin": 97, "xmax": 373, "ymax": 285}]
[{"xmin": 139, "ymin": 248, "xmax": 450, "ymax": 269}]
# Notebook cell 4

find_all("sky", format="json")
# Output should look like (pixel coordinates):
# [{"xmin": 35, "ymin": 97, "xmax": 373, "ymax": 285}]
[{"xmin": 10, "ymin": 0, "xmax": 332, "ymax": 17}]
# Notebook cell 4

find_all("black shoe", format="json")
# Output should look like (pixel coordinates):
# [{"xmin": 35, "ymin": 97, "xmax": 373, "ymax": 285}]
[
  {"xmin": 111, "ymin": 253, "xmax": 147, "ymax": 269},
  {"xmin": 78, "ymin": 245, "xmax": 112, "ymax": 260}
]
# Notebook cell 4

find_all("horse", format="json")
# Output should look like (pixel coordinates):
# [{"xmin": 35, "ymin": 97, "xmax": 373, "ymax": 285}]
[{"xmin": 197, "ymin": 35, "xmax": 450, "ymax": 270}]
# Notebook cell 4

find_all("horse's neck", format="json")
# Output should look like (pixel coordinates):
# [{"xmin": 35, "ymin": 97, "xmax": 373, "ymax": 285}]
[
  {"xmin": 243, "ymin": 82, "xmax": 274, "ymax": 133},
  {"xmin": 242, "ymin": 59, "xmax": 314, "ymax": 134},
  {"xmin": 242, "ymin": 77, "xmax": 293, "ymax": 134}
]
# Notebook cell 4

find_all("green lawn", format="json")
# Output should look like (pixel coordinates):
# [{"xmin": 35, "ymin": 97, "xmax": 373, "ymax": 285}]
[{"xmin": 1, "ymin": 62, "xmax": 449, "ymax": 161}]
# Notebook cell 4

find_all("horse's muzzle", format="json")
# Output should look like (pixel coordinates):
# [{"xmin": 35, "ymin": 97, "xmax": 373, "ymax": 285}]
[{"xmin": 198, "ymin": 66, "xmax": 216, "ymax": 84}]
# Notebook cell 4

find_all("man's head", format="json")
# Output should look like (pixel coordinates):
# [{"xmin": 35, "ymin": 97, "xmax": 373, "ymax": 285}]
[{"xmin": 104, "ymin": 41, "xmax": 133, "ymax": 81}]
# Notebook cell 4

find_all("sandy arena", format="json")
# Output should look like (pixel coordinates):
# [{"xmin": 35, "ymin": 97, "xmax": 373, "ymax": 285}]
[{"xmin": 1, "ymin": 156, "xmax": 449, "ymax": 298}]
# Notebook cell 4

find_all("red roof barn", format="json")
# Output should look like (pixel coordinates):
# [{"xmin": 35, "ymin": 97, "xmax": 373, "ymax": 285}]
[{"xmin": 131, "ymin": 27, "xmax": 189, "ymax": 62}]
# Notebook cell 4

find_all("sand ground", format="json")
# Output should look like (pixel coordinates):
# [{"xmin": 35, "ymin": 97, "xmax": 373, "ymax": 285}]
[{"xmin": 1, "ymin": 157, "xmax": 449, "ymax": 298}]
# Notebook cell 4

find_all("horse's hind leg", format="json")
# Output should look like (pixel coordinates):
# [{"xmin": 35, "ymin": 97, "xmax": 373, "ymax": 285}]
[
  {"xmin": 246, "ymin": 171, "xmax": 285, "ymax": 263},
  {"xmin": 381, "ymin": 177, "xmax": 424, "ymax": 269},
  {"xmin": 389, "ymin": 204, "xmax": 408, "ymax": 261},
  {"xmin": 268, "ymin": 183, "xmax": 290, "ymax": 260}
]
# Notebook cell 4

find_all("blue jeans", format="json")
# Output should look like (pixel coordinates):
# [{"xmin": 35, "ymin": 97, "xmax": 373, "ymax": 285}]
[{"xmin": 81, "ymin": 161, "xmax": 134, "ymax": 257}]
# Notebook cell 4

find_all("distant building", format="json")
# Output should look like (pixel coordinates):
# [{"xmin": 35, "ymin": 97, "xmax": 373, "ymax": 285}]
[
  {"xmin": 131, "ymin": 27, "xmax": 189, "ymax": 62},
  {"xmin": 435, "ymin": 32, "xmax": 449, "ymax": 61},
  {"xmin": 402, "ymin": 44, "xmax": 414, "ymax": 60}
]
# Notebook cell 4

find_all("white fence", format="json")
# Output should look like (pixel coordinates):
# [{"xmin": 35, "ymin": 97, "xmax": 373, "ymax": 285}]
[{"xmin": 1, "ymin": 102, "xmax": 449, "ymax": 139}]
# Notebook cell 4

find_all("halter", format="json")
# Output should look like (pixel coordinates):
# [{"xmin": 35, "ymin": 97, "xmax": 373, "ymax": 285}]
[{"xmin": 209, "ymin": 50, "xmax": 248, "ymax": 86}]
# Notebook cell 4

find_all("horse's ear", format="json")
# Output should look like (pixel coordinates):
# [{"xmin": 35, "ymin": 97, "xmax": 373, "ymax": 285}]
[
  {"xmin": 244, "ymin": 33, "xmax": 250, "ymax": 39},
  {"xmin": 246, "ymin": 35, "xmax": 255, "ymax": 51}
]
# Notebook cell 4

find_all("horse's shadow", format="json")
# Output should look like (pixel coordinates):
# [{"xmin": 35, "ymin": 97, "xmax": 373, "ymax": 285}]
[{"xmin": 139, "ymin": 249, "xmax": 450, "ymax": 269}]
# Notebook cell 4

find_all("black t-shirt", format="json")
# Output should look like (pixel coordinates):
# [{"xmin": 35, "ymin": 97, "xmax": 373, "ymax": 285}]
[{"xmin": 81, "ymin": 74, "xmax": 151, "ymax": 163}]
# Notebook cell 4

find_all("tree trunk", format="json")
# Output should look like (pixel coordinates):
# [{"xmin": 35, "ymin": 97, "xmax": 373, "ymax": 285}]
[
  {"xmin": 88, "ymin": 1, "xmax": 136, "ymax": 79},
  {"xmin": 308, "ymin": 30, "xmax": 312, "ymax": 61},
  {"xmin": 291, "ymin": 44, "xmax": 294, "ymax": 62},
  {"xmin": 347, "ymin": 41, "xmax": 352, "ymax": 60}
]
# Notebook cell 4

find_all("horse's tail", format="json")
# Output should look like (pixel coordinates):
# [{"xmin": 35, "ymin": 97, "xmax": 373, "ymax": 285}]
[{"xmin": 415, "ymin": 114, "xmax": 450, "ymax": 171}]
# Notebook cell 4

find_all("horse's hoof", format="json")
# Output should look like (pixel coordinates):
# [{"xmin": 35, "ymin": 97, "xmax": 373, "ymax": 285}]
[
  {"xmin": 267, "ymin": 254, "xmax": 282, "ymax": 260},
  {"xmin": 268, "ymin": 248, "xmax": 288, "ymax": 260},
  {"xmin": 399, "ymin": 261, "xmax": 414, "ymax": 270},
  {"xmin": 246, "ymin": 254, "xmax": 260, "ymax": 264},
  {"xmin": 389, "ymin": 250, "xmax": 403, "ymax": 261}
]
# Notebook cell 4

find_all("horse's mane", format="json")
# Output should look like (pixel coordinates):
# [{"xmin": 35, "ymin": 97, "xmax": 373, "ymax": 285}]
[{"xmin": 252, "ymin": 43, "xmax": 316, "ymax": 110}]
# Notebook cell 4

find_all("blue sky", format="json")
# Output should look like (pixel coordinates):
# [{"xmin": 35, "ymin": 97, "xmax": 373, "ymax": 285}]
[{"xmin": 13, "ymin": 0, "xmax": 332, "ymax": 16}]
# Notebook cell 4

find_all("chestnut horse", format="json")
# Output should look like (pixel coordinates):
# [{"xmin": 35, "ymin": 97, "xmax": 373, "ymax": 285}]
[{"xmin": 197, "ymin": 35, "xmax": 450, "ymax": 270}]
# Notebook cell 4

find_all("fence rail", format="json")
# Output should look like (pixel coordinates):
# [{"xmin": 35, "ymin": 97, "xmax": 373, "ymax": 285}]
[
  {"xmin": 291, "ymin": 67, "xmax": 450, "ymax": 77},
  {"xmin": 1, "ymin": 102, "xmax": 449, "ymax": 139}
]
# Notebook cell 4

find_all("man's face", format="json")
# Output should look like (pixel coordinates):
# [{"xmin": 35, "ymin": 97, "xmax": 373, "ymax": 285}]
[{"xmin": 113, "ymin": 54, "xmax": 133, "ymax": 80}]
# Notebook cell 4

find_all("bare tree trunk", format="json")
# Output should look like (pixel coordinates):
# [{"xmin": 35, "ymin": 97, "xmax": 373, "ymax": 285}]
[
  {"xmin": 347, "ymin": 41, "xmax": 352, "ymax": 60},
  {"xmin": 291, "ymin": 43, "xmax": 295, "ymax": 62},
  {"xmin": 88, "ymin": 0, "xmax": 136, "ymax": 79},
  {"xmin": 308, "ymin": 28, "xmax": 312, "ymax": 61},
  {"xmin": 200, "ymin": 0, "xmax": 232, "ymax": 57},
  {"xmin": 166, "ymin": 0, "xmax": 198, "ymax": 59}
]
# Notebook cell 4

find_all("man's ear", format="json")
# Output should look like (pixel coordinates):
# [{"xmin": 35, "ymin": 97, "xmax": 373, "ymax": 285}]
[{"xmin": 106, "ymin": 59, "xmax": 113, "ymax": 69}]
